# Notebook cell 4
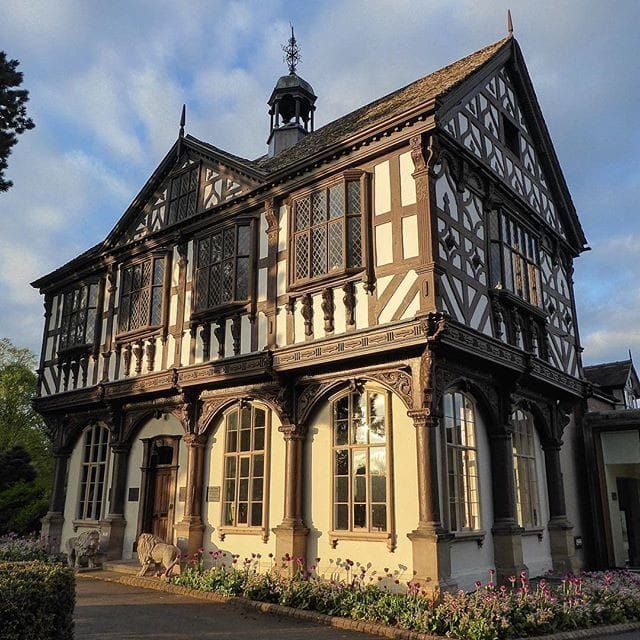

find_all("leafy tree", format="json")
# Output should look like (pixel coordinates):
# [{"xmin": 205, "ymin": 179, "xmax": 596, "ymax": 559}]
[
  {"xmin": 0, "ymin": 339, "xmax": 51, "ymax": 534},
  {"xmin": 0, "ymin": 51, "xmax": 35, "ymax": 192}
]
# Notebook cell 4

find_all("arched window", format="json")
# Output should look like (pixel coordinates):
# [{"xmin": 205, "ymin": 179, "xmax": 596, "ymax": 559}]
[
  {"xmin": 221, "ymin": 403, "xmax": 269, "ymax": 529},
  {"xmin": 332, "ymin": 388, "xmax": 390, "ymax": 533},
  {"xmin": 444, "ymin": 391, "xmax": 481, "ymax": 532},
  {"xmin": 77, "ymin": 424, "xmax": 110, "ymax": 521},
  {"xmin": 512, "ymin": 408, "xmax": 540, "ymax": 528}
]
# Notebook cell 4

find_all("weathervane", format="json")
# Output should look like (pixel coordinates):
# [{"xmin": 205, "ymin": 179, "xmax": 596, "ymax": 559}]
[{"xmin": 282, "ymin": 23, "xmax": 301, "ymax": 74}]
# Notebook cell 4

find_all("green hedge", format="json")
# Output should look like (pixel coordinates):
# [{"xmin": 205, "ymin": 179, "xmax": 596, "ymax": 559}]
[{"xmin": 0, "ymin": 561, "xmax": 75, "ymax": 640}]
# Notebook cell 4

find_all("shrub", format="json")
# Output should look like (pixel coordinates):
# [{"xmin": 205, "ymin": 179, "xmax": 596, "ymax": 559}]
[
  {"xmin": 0, "ymin": 561, "xmax": 75, "ymax": 640},
  {"xmin": 173, "ymin": 552, "xmax": 640, "ymax": 640},
  {"xmin": 0, "ymin": 532, "xmax": 66, "ymax": 563}
]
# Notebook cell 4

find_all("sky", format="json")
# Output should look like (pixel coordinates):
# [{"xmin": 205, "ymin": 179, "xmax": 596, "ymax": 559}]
[{"xmin": 0, "ymin": 0, "xmax": 639, "ymax": 366}]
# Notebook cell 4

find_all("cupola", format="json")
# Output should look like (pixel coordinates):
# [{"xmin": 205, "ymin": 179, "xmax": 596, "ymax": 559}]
[{"xmin": 267, "ymin": 26, "xmax": 317, "ymax": 157}]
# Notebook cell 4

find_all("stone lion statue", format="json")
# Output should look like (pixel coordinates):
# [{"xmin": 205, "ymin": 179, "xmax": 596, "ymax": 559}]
[
  {"xmin": 136, "ymin": 533, "xmax": 180, "ymax": 579},
  {"xmin": 66, "ymin": 529, "xmax": 101, "ymax": 569}
]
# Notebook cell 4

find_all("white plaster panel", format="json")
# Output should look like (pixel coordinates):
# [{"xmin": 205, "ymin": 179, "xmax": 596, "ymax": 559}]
[
  {"xmin": 154, "ymin": 339, "xmax": 163, "ymax": 371},
  {"xmin": 294, "ymin": 305, "xmax": 305, "ymax": 344},
  {"xmin": 224, "ymin": 319, "xmax": 234, "ymax": 358},
  {"xmin": 354, "ymin": 283, "xmax": 367, "ymax": 331},
  {"xmin": 172, "ymin": 247, "xmax": 180, "ymax": 287},
  {"xmin": 195, "ymin": 328, "xmax": 204, "ymax": 363},
  {"xmin": 241, "ymin": 315, "xmax": 251, "ymax": 354},
  {"xmin": 183, "ymin": 290, "xmax": 191, "ymax": 322},
  {"xmin": 312, "ymin": 294, "xmax": 324, "ymax": 339},
  {"xmin": 181, "ymin": 332, "xmax": 190, "ymax": 367},
  {"xmin": 375, "ymin": 222, "xmax": 393, "ymax": 266},
  {"xmin": 276, "ymin": 305, "xmax": 287, "ymax": 347},
  {"xmin": 165, "ymin": 334, "xmax": 175, "ymax": 369},
  {"xmin": 374, "ymin": 161, "xmax": 391, "ymax": 215},
  {"xmin": 43, "ymin": 369, "xmax": 54, "ymax": 395},
  {"xmin": 169, "ymin": 293, "xmax": 178, "ymax": 326},
  {"xmin": 379, "ymin": 271, "xmax": 417, "ymax": 325},
  {"xmin": 400, "ymin": 292, "xmax": 419, "ymax": 320},
  {"xmin": 399, "ymin": 152, "xmax": 416, "ymax": 206},
  {"xmin": 333, "ymin": 289, "xmax": 347, "ymax": 335},
  {"xmin": 258, "ymin": 312, "xmax": 268, "ymax": 351},
  {"xmin": 257, "ymin": 268, "xmax": 268, "ymax": 302},
  {"xmin": 108, "ymin": 350, "xmax": 117, "ymax": 381},
  {"xmin": 277, "ymin": 205, "xmax": 288, "ymax": 253},
  {"xmin": 277, "ymin": 259, "xmax": 287, "ymax": 298},
  {"xmin": 401, "ymin": 215, "xmax": 419, "ymax": 259},
  {"xmin": 46, "ymin": 336, "xmax": 55, "ymax": 361},
  {"xmin": 185, "ymin": 241, "xmax": 194, "ymax": 283},
  {"xmin": 259, "ymin": 212, "xmax": 268, "ymax": 259}
]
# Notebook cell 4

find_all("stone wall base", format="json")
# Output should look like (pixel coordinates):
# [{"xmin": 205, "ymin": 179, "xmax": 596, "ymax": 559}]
[
  {"xmin": 174, "ymin": 518, "xmax": 206, "ymax": 556},
  {"xmin": 548, "ymin": 520, "xmax": 580, "ymax": 575},
  {"xmin": 41, "ymin": 511, "xmax": 64, "ymax": 553},
  {"xmin": 407, "ymin": 527, "xmax": 456, "ymax": 593},
  {"xmin": 492, "ymin": 528, "xmax": 527, "ymax": 584},
  {"xmin": 99, "ymin": 516, "xmax": 127, "ymax": 561},
  {"xmin": 273, "ymin": 523, "xmax": 309, "ymax": 574}
]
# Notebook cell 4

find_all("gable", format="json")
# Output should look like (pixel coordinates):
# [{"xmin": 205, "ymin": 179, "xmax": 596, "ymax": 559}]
[
  {"xmin": 441, "ymin": 64, "xmax": 565, "ymax": 239},
  {"xmin": 111, "ymin": 144, "xmax": 261, "ymax": 248}
]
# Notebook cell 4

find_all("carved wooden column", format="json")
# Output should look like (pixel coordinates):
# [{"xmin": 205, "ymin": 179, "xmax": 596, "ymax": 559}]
[
  {"xmin": 411, "ymin": 132, "xmax": 439, "ymax": 315},
  {"xmin": 264, "ymin": 199, "xmax": 280, "ymax": 348},
  {"xmin": 407, "ymin": 334, "xmax": 455, "ymax": 592},
  {"xmin": 273, "ymin": 424, "xmax": 308, "ymax": 572},
  {"xmin": 543, "ymin": 432, "xmax": 579, "ymax": 574},
  {"xmin": 101, "ymin": 440, "xmax": 130, "ymax": 560},
  {"xmin": 101, "ymin": 265, "xmax": 118, "ymax": 382},
  {"xmin": 41, "ymin": 449, "xmax": 69, "ymax": 553},
  {"xmin": 174, "ymin": 433, "xmax": 207, "ymax": 556},
  {"xmin": 490, "ymin": 420, "xmax": 527, "ymax": 583}
]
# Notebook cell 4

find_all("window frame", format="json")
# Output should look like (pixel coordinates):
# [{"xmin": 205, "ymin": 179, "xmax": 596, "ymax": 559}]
[
  {"xmin": 329, "ymin": 386, "xmax": 395, "ymax": 550},
  {"xmin": 191, "ymin": 219, "xmax": 255, "ymax": 321},
  {"xmin": 166, "ymin": 162, "xmax": 202, "ymax": 227},
  {"xmin": 288, "ymin": 170, "xmax": 368, "ymax": 291},
  {"xmin": 75, "ymin": 424, "xmax": 111, "ymax": 523},
  {"xmin": 489, "ymin": 208, "xmax": 542, "ymax": 309},
  {"xmin": 58, "ymin": 280, "xmax": 102, "ymax": 356},
  {"xmin": 116, "ymin": 251, "xmax": 170, "ymax": 340},
  {"xmin": 219, "ymin": 402, "xmax": 271, "ymax": 542},
  {"xmin": 512, "ymin": 408, "xmax": 541, "ymax": 530},
  {"xmin": 443, "ymin": 391, "xmax": 482, "ymax": 534}
]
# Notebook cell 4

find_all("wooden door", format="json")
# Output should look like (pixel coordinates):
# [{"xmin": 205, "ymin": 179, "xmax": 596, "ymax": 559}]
[{"xmin": 151, "ymin": 467, "xmax": 174, "ymax": 542}]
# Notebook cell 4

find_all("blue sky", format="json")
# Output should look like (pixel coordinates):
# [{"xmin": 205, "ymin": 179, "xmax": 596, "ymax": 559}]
[{"xmin": 1, "ymin": 0, "xmax": 638, "ymax": 365}]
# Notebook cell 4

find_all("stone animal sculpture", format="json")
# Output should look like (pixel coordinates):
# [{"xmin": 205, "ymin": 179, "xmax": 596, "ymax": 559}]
[
  {"xmin": 136, "ymin": 533, "xmax": 180, "ymax": 579},
  {"xmin": 66, "ymin": 529, "xmax": 101, "ymax": 569}
]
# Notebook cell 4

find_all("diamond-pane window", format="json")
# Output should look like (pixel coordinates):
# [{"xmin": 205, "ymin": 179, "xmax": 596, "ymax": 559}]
[
  {"xmin": 292, "ymin": 179, "xmax": 363, "ymax": 284},
  {"xmin": 118, "ymin": 256, "xmax": 166, "ymax": 333},
  {"xmin": 195, "ymin": 224, "xmax": 252, "ymax": 313},
  {"xmin": 167, "ymin": 165, "xmax": 199, "ymax": 225},
  {"xmin": 59, "ymin": 282, "xmax": 99, "ymax": 351}
]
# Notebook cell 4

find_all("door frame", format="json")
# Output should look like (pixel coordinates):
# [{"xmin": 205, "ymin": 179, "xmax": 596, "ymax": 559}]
[{"xmin": 136, "ymin": 435, "xmax": 181, "ymax": 545}]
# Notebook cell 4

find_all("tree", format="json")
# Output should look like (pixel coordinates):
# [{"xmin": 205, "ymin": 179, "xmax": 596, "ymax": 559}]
[
  {"xmin": 0, "ymin": 51, "xmax": 35, "ymax": 192},
  {"xmin": 0, "ymin": 339, "xmax": 51, "ymax": 534}
]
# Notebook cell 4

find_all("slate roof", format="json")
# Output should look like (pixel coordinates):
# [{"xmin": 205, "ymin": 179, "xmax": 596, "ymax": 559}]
[
  {"xmin": 254, "ymin": 37, "xmax": 510, "ymax": 174},
  {"xmin": 584, "ymin": 360, "xmax": 632, "ymax": 389}
]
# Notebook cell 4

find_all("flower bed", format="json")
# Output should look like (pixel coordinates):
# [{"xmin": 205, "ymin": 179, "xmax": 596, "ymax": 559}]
[
  {"xmin": 172, "ymin": 552, "xmax": 640, "ymax": 640},
  {"xmin": 0, "ymin": 532, "xmax": 66, "ymax": 563}
]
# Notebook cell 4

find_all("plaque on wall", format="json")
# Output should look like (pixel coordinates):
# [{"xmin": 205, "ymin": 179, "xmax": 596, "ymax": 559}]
[
  {"xmin": 206, "ymin": 486, "xmax": 221, "ymax": 502},
  {"xmin": 128, "ymin": 487, "xmax": 139, "ymax": 502},
  {"xmin": 178, "ymin": 486, "xmax": 186, "ymax": 502}
]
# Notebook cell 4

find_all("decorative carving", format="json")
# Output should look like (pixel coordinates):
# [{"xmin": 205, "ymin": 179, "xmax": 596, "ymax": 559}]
[
  {"xmin": 214, "ymin": 320, "xmax": 225, "ymax": 359},
  {"xmin": 264, "ymin": 198, "xmax": 279, "ymax": 239},
  {"xmin": 231, "ymin": 315, "xmax": 242, "ymax": 356},
  {"xmin": 70, "ymin": 360, "xmax": 80, "ymax": 388},
  {"xmin": 80, "ymin": 355, "xmax": 89, "ymax": 387},
  {"xmin": 410, "ymin": 134, "xmax": 427, "ymax": 173},
  {"xmin": 200, "ymin": 323, "xmax": 211, "ymax": 361},
  {"xmin": 133, "ymin": 339, "xmax": 144, "ymax": 375},
  {"xmin": 343, "ymin": 281, "xmax": 356, "ymax": 328},
  {"xmin": 123, "ymin": 343, "xmax": 133, "ymax": 377},
  {"xmin": 145, "ymin": 338, "xmax": 157, "ymax": 372},
  {"xmin": 321, "ymin": 288, "xmax": 334, "ymax": 334},
  {"xmin": 368, "ymin": 369, "xmax": 413, "ymax": 410},
  {"xmin": 301, "ymin": 293, "xmax": 313, "ymax": 337}
]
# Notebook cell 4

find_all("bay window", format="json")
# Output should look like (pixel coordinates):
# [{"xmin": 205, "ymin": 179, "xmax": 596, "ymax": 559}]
[
  {"xmin": 118, "ymin": 256, "xmax": 166, "ymax": 334},
  {"xmin": 59, "ymin": 282, "xmax": 99, "ymax": 352}
]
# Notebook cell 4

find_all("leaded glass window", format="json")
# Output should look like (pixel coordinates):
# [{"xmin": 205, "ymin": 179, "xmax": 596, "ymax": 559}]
[
  {"xmin": 512, "ymin": 409, "xmax": 540, "ymax": 528},
  {"xmin": 332, "ymin": 389, "xmax": 389, "ymax": 533},
  {"xmin": 77, "ymin": 424, "xmax": 110, "ymax": 521},
  {"xmin": 194, "ymin": 225, "xmax": 251, "ymax": 312},
  {"xmin": 59, "ymin": 283, "xmax": 99, "ymax": 351},
  {"xmin": 167, "ymin": 166, "xmax": 199, "ymax": 225},
  {"xmin": 444, "ymin": 391, "xmax": 481, "ymax": 532},
  {"xmin": 222, "ymin": 404, "xmax": 268, "ymax": 528},
  {"xmin": 489, "ymin": 210, "xmax": 541, "ymax": 306},
  {"xmin": 118, "ymin": 256, "xmax": 165, "ymax": 333},
  {"xmin": 292, "ymin": 179, "xmax": 362, "ymax": 284}
]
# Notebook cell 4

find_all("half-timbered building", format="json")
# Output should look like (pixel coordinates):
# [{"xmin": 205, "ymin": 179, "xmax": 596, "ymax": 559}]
[{"xmin": 34, "ymin": 29, "xmax": 589, "ymax": 590}]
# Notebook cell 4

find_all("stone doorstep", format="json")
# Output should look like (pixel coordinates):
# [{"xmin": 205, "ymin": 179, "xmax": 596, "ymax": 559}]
[
  {"xmin": 77, "ymin": 572, "xmax": 640, "ymax": 640},
  {"xmin": 101, "ymin": 561, "xmax": 142, "ymax": 575}
]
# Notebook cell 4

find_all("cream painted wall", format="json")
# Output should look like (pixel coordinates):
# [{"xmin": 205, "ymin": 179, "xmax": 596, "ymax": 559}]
[
  {"xmin": 303, "ymin": 390, "xmax": 418, "ymax": 585},
  {"xmin": 450, "ymin": 404, "xmax": 495, "ymax": 591},
  {"xmin": 61, "ymin": 423, "xmax": 113, "ymax": 551},
  {"xmin": 122, "ymin": 414, "xmax": 187, "ymax": 560},
  {"xmin": 521, "ymin": 428, "xmax": 553, "ymax": 577},
  {"xmin": 559, "ymin": 415, "xmax": 586, "ymax": 569},
  {"xmin": 201, "ymin": 405, "xmax": 286, "ymax": 570}
]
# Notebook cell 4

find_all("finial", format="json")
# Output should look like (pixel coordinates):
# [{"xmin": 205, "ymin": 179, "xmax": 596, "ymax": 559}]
[
  {"xmin": 629, "ymin": 348, "xmax": 633, "ymax": 362},
  {"xmin": 179, "ymin": 104, "xmax": 186, "ymax": 138},
  {"xmin": 507, "ymin": 9, "xmax": 514, "ymax": 36},
  {"xmin": 282, "ymin": 22, "xmax": 301, "ymax": 74}
]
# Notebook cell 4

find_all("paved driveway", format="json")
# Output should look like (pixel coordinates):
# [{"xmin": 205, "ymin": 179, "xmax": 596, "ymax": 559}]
[{"xmin": 75, "ymin": 577, "xmax": 384, "ymax": 639}]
